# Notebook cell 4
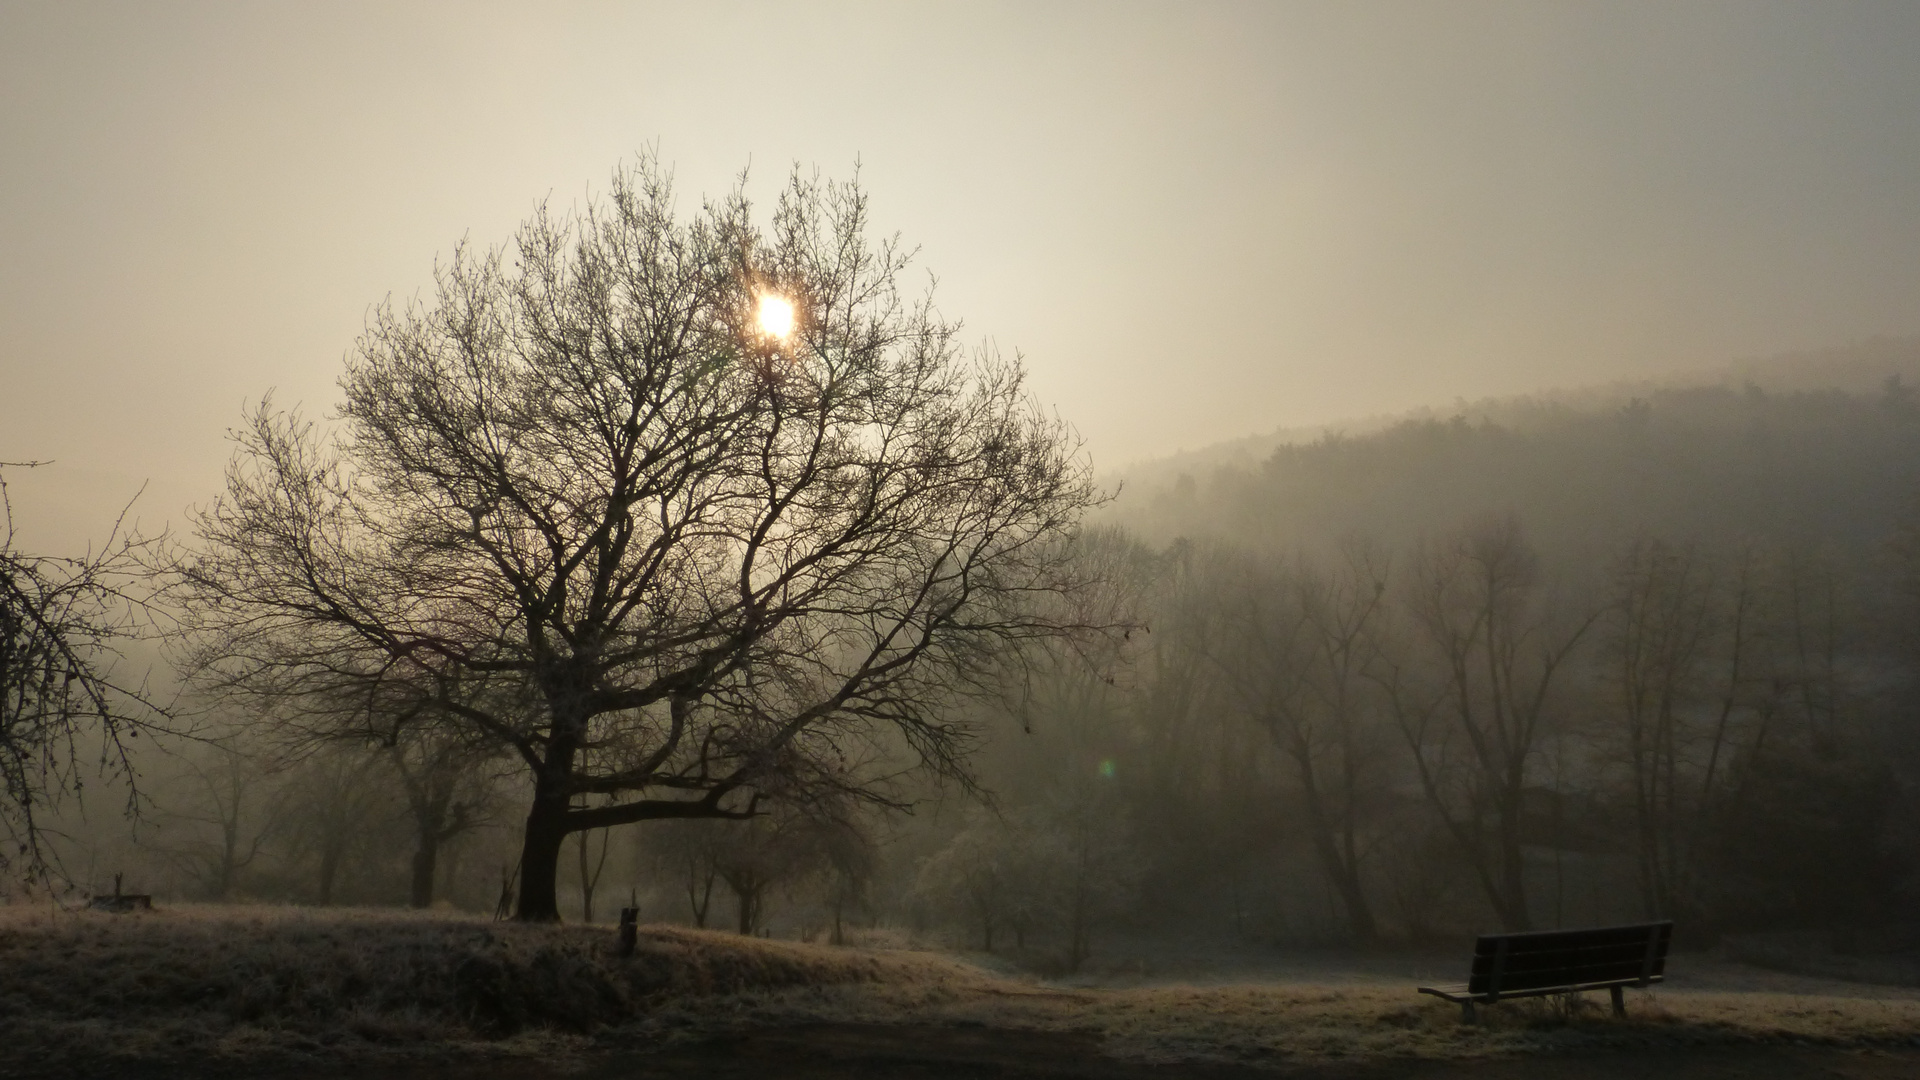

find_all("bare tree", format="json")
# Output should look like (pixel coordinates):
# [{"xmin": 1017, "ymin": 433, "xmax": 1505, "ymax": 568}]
[
  {"xmin": 707, "ymin": 808, "xmax": 831, "ymax": 935},
  {"xmin": 0, "ymin": 463, "xmax": 168, "ymax": 881},
  {"xmin": 643, "ymin": 817, "xmax": 721, "ymax": 927},
  {"xmin": 1380, "ymin": 518, "xmax": 1594, "ymax": 931},
  {"xmin": 387, "ymin": 724, "xmax": 500, "ymax": 908},
  {"xmin": 1206, "ymin": 539, "xmax": 1390, "ymax": 942},
  {"xmin": 915, "ymin": 813, "xmax": 1015, "ymax": 950},
  {"xmin": 575, "ymin": 824, "xmax": 612, "ymax": 923},
  {"xmin": 175, "ymin": 157, "xmax": 1103, "ymax": 920},
  {"xmin": 819, "ymin": 813, "xmax": 877, "ymax": 945},
  {"xmin": 277, "ymin": 743, "xmax": 396, "ymax": 905},
  {"xmin": 1047, "ymin": 783, "xmax": 1141, "ymax": 973},
  {"xmin": 153, "ymin": 738, "xmax": 275, "ymax": 900},
  {"xmin": 1603, "ymin": 537, "xmax": 1716, "ymax": 920}
]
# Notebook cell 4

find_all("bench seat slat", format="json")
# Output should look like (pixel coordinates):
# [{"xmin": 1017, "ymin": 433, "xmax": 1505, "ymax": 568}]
[{"xmin": 1421, "ymin": 974, "xmax": 1664, "ymax": 1004}]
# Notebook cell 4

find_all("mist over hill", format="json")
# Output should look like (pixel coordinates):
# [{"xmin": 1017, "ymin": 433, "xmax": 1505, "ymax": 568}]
[{"xmin": 1104, "ymin": 336, "xmax": 1920, "ymax": 568}]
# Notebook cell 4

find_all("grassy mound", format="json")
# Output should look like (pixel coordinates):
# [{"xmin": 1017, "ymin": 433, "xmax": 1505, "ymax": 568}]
[{"xmin": 0, "ymin": 904, "xmax": 982, "ymax": 1074}]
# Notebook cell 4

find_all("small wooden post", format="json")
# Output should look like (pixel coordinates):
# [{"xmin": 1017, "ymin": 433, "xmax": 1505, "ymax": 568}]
[
  {"xmin": 1610, "ymin": 985, "xmax": 1626, "ymax": 1018},
  {"xmin": 618, "ymin": 907, "xmax": 638, "ymax": 958}
]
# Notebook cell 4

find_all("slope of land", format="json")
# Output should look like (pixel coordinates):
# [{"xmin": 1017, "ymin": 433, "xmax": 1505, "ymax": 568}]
[
  {"xmin": 1107, "ymin": 335, "xmax": 1920, "ymax": 499},
  {"xmin": 1102, "ymin": 342, "xmax": 1920, "ymax": 568}
]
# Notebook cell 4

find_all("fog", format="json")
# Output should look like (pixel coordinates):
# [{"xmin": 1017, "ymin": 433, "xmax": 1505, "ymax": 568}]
[{"xmin": 10, "ymin": 0, "xmax": 1920, "ymax": 1007}]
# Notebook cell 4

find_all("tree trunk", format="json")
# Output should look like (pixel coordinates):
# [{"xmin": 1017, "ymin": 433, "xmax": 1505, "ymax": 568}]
[
  {"xmin": 515, "ymin": 727, "xmax": 579, "ymax": 922},
  {"xmin": 515, "ymin": 782, "xmax": 570, "ymax": 921},
  {"xmin": 317, "ymin": 845, "xmax": 341, "ymax": 906},
  {"xmin": 736, "ymin": 884, "xmax": 762, "ymax": 934},
  {"xmin": 1497, "ymin": 816, "xmax": 1532, "ymax": 931},
  {"xmin": 687, "ymin": 860, "xmax": 715, "ymax": 927},
  {"xmin": 1295, "ymin": 748, "xmax": 1379, "ymax": 942},
  {"xmin": 1328, "ymin": 854, "xmax": 1379, "ymax": 941},
  {"xmin": 410, "ymin": 836, "xmax": 440, "ymax": 909}
]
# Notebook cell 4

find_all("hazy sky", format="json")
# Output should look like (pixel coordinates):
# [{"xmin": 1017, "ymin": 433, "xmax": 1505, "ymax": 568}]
[{"xmin": 5, "ymin": 1, "xmax": 1920, "ymax": 547}]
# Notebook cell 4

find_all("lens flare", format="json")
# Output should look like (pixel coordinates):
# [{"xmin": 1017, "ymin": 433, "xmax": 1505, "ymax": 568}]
[{"xmin": 756, "ymin": 294, "xmax": 795, "ymax": 338}]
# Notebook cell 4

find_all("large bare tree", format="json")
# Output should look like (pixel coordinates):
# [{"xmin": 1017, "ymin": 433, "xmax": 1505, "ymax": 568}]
[{"xmin": 176, "ymin": 158, "xmax": 1101, "ymax": 920}]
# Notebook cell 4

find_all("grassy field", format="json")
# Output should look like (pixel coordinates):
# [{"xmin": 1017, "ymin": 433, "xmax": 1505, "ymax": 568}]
[{"xmin": 4, "ymin": 904, "xmax": 1919, "ymax": 1078}]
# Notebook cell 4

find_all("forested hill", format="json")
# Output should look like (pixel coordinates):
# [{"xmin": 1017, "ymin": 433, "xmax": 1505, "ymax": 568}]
[{"xmin": 1106, "ymin": 348, "xmax": 1920, "ymax": 569}]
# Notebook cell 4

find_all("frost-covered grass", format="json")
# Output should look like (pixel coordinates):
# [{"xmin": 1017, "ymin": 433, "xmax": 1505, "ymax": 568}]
[
  {"xmin": 666, "ymin": 978, "xmax": 1920, "ymax": 1069},
  {"xmin": 0, "ymin": 903, "xmax": 983, "ymax": 1073},
  {"xmin": 5, "ymin": 903, "xmax": 1920, "ymax": 1076}
]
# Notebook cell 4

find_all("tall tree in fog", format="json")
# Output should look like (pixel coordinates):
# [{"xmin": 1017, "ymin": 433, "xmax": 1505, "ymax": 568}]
[
  {"xmin": 1207, "ymin": 540, "xmax": 1389, "ymax": 942},
  {"xmin": 1380, "ymin": 518, "xmax": 1593, "ymax": 932},
  {"xmin": 1602, "ymin": 538, "xmax": 1716, "ymax": 922},
  {"xmin": 1127, "ymin": 541, "xmax": 1260, "ymax": 912},
  {"xmin": 175, "ymin": 157, "xmax": 1101, "ymax": 921}
]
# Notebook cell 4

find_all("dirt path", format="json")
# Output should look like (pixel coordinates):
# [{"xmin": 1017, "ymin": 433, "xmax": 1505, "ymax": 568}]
[{"xmin": 17, "ymin": 1020, "xmax": 1920, "ymax": 1080}]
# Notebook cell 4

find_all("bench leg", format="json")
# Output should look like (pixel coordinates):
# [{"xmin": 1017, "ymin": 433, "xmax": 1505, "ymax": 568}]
[
  {"xmin": 1461, "ymin": 1000, "xmax": 1477, "ymax": 1025},
  {"xmin": 1610, "ymin": 985, "xmax": 1625, "ymax": 1018}
]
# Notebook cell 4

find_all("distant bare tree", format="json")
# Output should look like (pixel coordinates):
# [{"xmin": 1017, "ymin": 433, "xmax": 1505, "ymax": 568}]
[
  {"xmin": 575, "ymin": 824, "xmax": 612, "ymax": 923},
  {"xmin": 915, "ymin": 813, "xmax": 1016, "ymax": 950},
  {"xmin": 387, "ymin": 725, "xmax": 500, "ymax": 909},
  {"xmin": 1379, "ymin": 518, "xmax": 1595, "ymax": 931},
  {"xmin": 1206, "ymin": 539, "xmax": 1390, "ymax": 942},
  {"xmin": 153, "ymin": 738, "xmax": 276, "ymax": 900},
  {"xmin": 819, "ymin": 813, "xmax": 877, "ymax": 945},
  {"xmin": 277, "ymin": 744, "xmax": 397, "ymax": 905},
  {"xmin": 1047, "ymin": 783, "xmax": 1141, "ymax": 973},
  {"xmin": 643, "ymin": 819, "xmax": 722, "ymax": 927},
  {"xmin": 1603, "ymin": 537, "xmax": 1716, "ymax": 921},
  {"xmin": 710, "ymin": 807, "xmax": 834, "ymax": 935}
]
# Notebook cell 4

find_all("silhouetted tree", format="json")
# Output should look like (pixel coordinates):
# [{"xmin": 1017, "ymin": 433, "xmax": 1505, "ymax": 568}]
[
  {"xmin": 0, "ymin": 463, "xmax": 166, "ymax": 881},
  {"xmin": 176, "ymin": 157, "xmax": 1102, "ymax": 921},
  {"xmin": 643, "ymin": 817, "xmax": 722, "ymax": 927}
]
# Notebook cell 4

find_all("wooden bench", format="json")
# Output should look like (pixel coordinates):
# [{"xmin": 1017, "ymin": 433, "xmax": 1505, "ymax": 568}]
[{"xmin": 1417, "ymin": 921, "xmax": 1672, "ymax": 1022}]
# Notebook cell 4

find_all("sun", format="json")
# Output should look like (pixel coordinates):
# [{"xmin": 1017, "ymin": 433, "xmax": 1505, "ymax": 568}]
[{"xmin": 756, "ymin": 294, "xmax": 795, "ymax": 338}]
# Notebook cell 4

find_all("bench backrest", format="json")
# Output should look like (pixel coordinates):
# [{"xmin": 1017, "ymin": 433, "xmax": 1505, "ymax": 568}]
[{"xmin": 1467, "ymin": 921, "xmax": 1672, "ymax": 997}]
